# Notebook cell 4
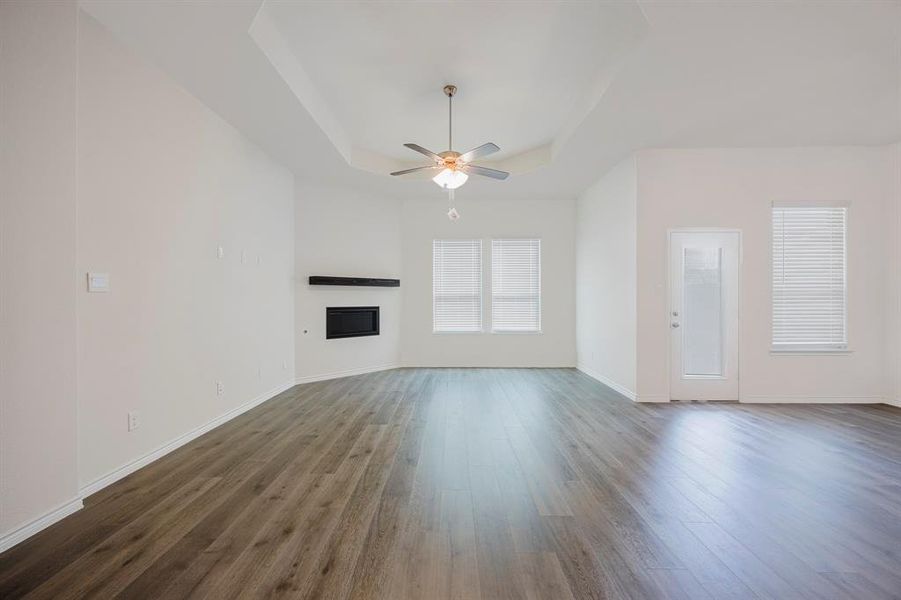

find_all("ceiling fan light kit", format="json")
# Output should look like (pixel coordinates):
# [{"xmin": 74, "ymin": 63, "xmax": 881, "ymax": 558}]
[
  {"xmin": 433, "ymin": 168, "xmax": 468, "ymax": 189},
  {"xmin": 390, "ymin": 84, "xmax": 509, "ymax": 215}
]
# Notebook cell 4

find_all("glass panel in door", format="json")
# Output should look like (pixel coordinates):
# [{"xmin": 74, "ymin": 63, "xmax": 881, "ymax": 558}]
[{"xmin": 682, "ymin": 247, "xmax": 724, "ymax": 377}]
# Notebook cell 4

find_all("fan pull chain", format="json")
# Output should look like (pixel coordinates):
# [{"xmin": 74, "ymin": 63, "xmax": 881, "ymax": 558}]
[{"xmin": 447, "ymin": 189, "xmax": 459, "ymax": 221}]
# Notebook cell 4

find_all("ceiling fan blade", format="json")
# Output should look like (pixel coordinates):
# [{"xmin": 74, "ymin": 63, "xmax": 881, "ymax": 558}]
[
  {"xmin": 459, "ymin": 142, "xmax": 500, "ymax": 164},
  {"xmin": 403, "ymin": 143, "xmax": 442, "ymax": 162},
  {"xmin": 463, "ymin": 164, "xmax": 509, "ymax": 180},
  {"xmin": 390, "ymin": 165, "xmax": 441, "ymax": 177}
]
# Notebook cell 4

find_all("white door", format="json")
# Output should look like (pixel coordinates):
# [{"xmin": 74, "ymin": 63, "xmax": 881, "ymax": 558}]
[{"xmin": 669, "ymin": 231, "xmax": 740, "ymax": 401}]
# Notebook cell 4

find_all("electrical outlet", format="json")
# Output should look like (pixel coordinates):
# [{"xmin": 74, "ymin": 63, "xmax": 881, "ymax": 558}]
[
  {"xmin": 128, "ymin": 411, "xmax": 140, "ymax": 432},
  {"xmin": 217, "ymin": 246, "xmax": 224, "ymax": 259},
  {"xmin": 216, "ymin": 381, "xmax": 224, "ymax": 396},
  {"xmin": 256, "ymin": 366, "xmax": 262, "ymax": 379},
  {"xmin": 241, "ymin": 249, "xmax": 247, "ymax": 264},
  {"xmin": 282, "ymin": 360, "xmax": 287, "ymax": 370}
]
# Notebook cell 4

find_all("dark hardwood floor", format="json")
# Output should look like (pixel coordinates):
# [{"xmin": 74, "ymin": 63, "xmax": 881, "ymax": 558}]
[{"xmin": 1, "ymin": 368, "xmax": 900, "ymax": 599}]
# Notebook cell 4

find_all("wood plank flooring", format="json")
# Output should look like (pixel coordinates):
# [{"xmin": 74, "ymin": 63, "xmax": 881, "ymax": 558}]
[{"xmin": 1, "ymin": 368, "xmax": 900, "ymax": 599}]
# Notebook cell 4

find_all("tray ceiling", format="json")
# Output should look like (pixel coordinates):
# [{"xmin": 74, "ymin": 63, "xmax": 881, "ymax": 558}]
[{"xmin": 251, "ymin": 1, "xmax": 647, "ymax": 175}]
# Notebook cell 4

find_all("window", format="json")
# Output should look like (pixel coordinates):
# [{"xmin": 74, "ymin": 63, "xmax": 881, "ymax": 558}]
[
  {"xmin": 772, "ymin": 206, "xmax": 847, "ymax": 351},
  {"xmin": 433, "ymin": 239, "xmax": 482, "ymax": 332},
  {"xmin": 491, "ymin": 239, "xmax": 541, "ymax": 332}
]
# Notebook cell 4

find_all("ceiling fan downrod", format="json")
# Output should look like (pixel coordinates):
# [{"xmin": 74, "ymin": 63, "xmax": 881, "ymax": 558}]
[{"xmin": 444, "ymin": 84, "xmax": 456, "ymax": 151}]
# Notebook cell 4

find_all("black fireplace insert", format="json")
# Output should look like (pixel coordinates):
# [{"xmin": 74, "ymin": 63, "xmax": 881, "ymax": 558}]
[{"xmin": 326, "ymin": 306, "xmax": 379, "ymax": 339}]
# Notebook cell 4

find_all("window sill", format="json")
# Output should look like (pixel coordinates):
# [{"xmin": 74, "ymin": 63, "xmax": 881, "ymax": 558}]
[
  {"xmin": 770, "ymin": 348, "xmax": 852, "ymax": 356},
  {"xmin": 432, "ymin": 330, "xmax": 484, "ymax": 335},
  {"xmin": 431, "ymin": 330, "xmax": 544, "ymax": 335},
  {"xmin": 490, "ymin": 330, "xmax": 543, "ymax": 335}
]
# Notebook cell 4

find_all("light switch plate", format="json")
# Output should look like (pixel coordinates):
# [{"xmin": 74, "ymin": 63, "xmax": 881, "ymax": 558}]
[{"xmin": 87, "ymin": 272, "xmax": 110, "ymax": 293}]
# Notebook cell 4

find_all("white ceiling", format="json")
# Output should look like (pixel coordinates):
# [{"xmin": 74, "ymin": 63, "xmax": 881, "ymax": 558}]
[
  {"xmin": 80, "ymin": 0, "xmax": 901, "ymax": 203},
  {"xmin": 256, "ymin": 1, "xmax": 647, "ymax": 168}
]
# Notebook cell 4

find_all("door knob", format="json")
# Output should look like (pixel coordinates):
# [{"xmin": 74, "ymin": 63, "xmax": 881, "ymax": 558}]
[{"xmin": 671, "ymin": 322, "xmax": 680, "ymax": 328}]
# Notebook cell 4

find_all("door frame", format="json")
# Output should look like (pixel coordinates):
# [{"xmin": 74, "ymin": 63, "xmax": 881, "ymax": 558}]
[{"xmin": 666, "ymin": 228, "xmax": 743, "ymax": 402}]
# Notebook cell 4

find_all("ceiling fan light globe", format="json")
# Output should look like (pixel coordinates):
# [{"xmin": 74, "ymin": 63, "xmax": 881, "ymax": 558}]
[{"xmin": 432, "ymin": 168, "xmax": 468, "ymax": 190}]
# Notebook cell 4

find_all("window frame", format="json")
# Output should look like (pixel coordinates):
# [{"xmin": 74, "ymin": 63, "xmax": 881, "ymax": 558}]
[
  {"xmin": 771, "ymin": 205, "xmax": 848, "ymax": 354},
  {"xmin": 490, "ymin": 238, "xmax": 542, "ymax": 334}
]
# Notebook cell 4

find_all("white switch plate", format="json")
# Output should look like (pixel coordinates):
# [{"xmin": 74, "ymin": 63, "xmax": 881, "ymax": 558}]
[
  {"xmin": 217, "ymin": 246, "xmax": 224, "ymax": 259},
  {"xmin": 87, "ymin": 272, "xmax": 110, "ymax": 293},
  {"xmin": 241, "ymin": 249, "xmax": 247, "ymax": 264},
  {"xmin": 128, "ymin": 411, "xmax": 140, "ymax": 431},
  {"xmin": 216, "ymin": 381, "xmax": 224, "ymax": 396}
]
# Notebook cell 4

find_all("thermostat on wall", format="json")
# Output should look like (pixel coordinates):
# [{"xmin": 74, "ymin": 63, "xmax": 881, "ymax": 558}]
[{"xmin": 87, "ymin": 272, "xmax": 110, "ymax": 293}]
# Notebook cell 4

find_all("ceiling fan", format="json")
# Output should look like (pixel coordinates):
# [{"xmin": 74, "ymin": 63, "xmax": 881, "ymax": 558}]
[{"xmin": 390, "ymin": 85, "xmax": 509, "ymax": 190}]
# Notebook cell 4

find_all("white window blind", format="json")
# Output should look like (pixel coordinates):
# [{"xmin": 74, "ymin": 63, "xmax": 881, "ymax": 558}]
[
  {"xmin": 491, "ymin": 239, "xmax": 541, "ymax": 332},
  {"xmin": 433, "ymin": 239, "xmax": 482, "ymax": 332},
  {"xmin": 772, "ymin": 207, "xmax": 847, "ymax": 351}
]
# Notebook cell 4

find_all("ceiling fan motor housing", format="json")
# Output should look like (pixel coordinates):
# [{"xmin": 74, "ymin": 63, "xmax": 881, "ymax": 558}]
[{"xmin": 438, "ymin": 150, "xmax": 461, "ymax": 170}]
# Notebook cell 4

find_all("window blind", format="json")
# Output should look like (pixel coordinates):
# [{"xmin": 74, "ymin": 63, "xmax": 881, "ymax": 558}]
[
  {"xmin": 772, "ymin": 207, "xmax": 847, "ymax": 350},
  {"xmin": 433, "ymin": 239, "xmax": 482, "ymax": 332},
  {"xmin": 491, "ymin": 239, "xmax": 541, "ymax": 332}
]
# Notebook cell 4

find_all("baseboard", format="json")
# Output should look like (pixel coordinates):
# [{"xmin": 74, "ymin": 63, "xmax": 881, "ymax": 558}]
[
  {"xmin": 79, "ymin": 379, "xmax": 296, "ymax": 498},
  {"xmin": 0, "ymin": 496, "xmax": 83, "ymax": 553},
  {"xmin": 741, "ymin": 394, "xmax": 885, "ymax": 404},
  {"xmin": 635, "ymin": 394, "xmax": 671, "ymax": 403},
  {"xmin": 400, "ymin": 363, "xmax": 575, "ymax": 368},
  {"xmin": 882, "ymin": 398, "xmax": 901, "ymax": 408},
  {"xmin": 294, "ymin": 364, "xmax": 399, "ymax": 385},
  {"xmin": 576, "ymin": 364, "xmax": 637, "ymax": 401}
]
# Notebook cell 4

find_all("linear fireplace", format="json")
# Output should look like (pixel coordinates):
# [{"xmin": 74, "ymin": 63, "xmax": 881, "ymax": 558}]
[{"xmin": 326, "ymin": 306, "xmax": 379, "ymax": 339}]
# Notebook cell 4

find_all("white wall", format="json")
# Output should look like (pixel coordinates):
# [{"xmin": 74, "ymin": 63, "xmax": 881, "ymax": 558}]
[
  {"xmin": 294, "ymin": 184, "xmax": 402, "ymax": 380},
  {"xmin": 0, "ymin": 0, "xmax": 81, "ymax": 543},
  {"xmin": 400, "ymin": 198, "xmax": 576, "ymax": 367},
  {"xmin": 636, "ymin": 147, "xmax": 889, "ymax": 403},
  {"xmin": 885, "ymin": 143, "xmax": 901, "ymax": 407},
  {"xmin": 76, "ymin": 13, "xmax": 295, "ymax": 488},
  {"xmin": 575, "ymin": 156, "xmax": 637, "ymax": 398}
]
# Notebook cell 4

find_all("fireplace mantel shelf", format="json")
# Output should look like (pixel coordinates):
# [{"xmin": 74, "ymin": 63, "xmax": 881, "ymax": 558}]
[{"xmin": 309, "ymin": 276, "xmax": 400, "ymax": 287}]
